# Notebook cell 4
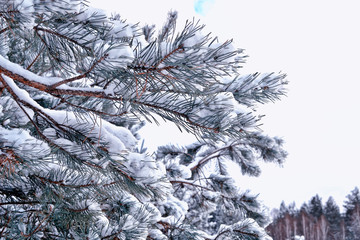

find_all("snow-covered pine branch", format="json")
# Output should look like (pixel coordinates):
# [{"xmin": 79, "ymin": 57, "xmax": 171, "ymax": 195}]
[{"xmin": 0, "ymin": 0, "xmax": 287, "ymax": 239}]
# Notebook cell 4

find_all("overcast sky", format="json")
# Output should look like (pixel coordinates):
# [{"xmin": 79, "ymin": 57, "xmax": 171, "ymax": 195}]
[{"xmin": 90, "ymin": 0, "xmax": 360, "ymax": 210}]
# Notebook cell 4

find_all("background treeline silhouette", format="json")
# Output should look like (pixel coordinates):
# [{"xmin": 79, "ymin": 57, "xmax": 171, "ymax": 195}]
[{"xmin": 266, "ymin": 187, "xmax": 360, "ymax": 240}]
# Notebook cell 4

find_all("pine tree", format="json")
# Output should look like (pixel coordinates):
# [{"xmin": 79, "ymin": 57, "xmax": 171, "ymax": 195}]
[
  {"xmin": 0, "ymin": 0, "xmax": 287, "ymax": 239},
  {"xmin": 309, "ymin": 194, "xmax": 323, "ymax": 219},
  {"xmin": 300, "ymin": 202, "xmax": 309, "ymax": 214},
  {"xmin": 324, "ymin": 197, "xmax": 342, "ymax": 239},
  {"xmin": 344, "ymin": 187, "xmax": 360, "ymax": 240},
  {"xmin": 348, "ymin": 204, "xmax": 360, "ymax": 240},
  {"xmin": 278, "ymin": 201, "xmax": 288, "ymax": 218}
]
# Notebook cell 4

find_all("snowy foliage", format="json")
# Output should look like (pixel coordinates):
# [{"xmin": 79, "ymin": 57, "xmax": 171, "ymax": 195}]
[{"xmin": 0, "ymin": 0, "xmax": 287, "ymax": 239}]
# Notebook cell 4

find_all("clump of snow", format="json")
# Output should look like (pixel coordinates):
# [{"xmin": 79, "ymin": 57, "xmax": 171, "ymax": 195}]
[
  {"xmin": 144, "ymin": 202, "xmax": 162, "ymax": 224},
  {"xmin": 210, "ymin": 218, "xmax": 272, "ymax": 240},
  {"xmin": 0, "ymin": 96, "xmax": 34, "ymax": 126},
  {"xmin": 43, "ymin": 128, "xmax": 57, "ymax": 138},
  {"xmin": 3, "ymin": 119, "xmax": 10, "ymax": 126},
  {"xmin": 295, "ymin": 236, "xmax": 305, "ymax": 240},
  {"xmin": 75, "ymin": 6, "xmax": 107, "ymax": 22},
  {"xmin": 1, "ymin": 70, "xmax": 138, "ymax": 159},
  {"xmin": 14, "ymin": 0, "xmax": 35, "ymax": 28},
  {"xmin": 53, "ymin": 138, "xmax": 74, "ymax": 150},
  {"xmin": 209, "ymin": 40, "xmax": 239, "ymax": 64},
  {"xmin": 106, "ymin": 43, "xmax": 134, "ymax": 68},
  {"xmin": 183, "ymin": 30, "xmax": 206, "ymax": 48},
  {"xmin": 103, "ymin": 82, "xmax": 116, "ymax": 96},
  {"xmin": 0, "ymin": 126, "xmax": 50, "ymax": 158},
  {"xmin": 124, "ymin": 152, "xmax": 168, "ymax": 184},
  {"xmin": 163, "ymin": 155, "xmax": 192, "ymax": 179},
  {"xmin": 18, "ymin": 223, "xmax": 27, "ymax": 235},
  {"xmin": 147, "ymin": 229, "xmax": 167, "ymax": 240},
  {"xmin": 109, "ymin": 20, "xmax": 133, "ymax": 38},
  {"xmin": 0, "ymin": 55, "xmax": 62, "ymax": 86},
  {"xmin": 158, "ymin": 195, "xmax": 189, "ymax": 225},
  {"xmin": 121, "ymin": 214, "xmax": 139, "ymax": 231},
  {"xmin": 102, "ymin": 122, "xmax": 137, "ymax": 150},
  {"xmin": 33, "ymin": 0, "xmax": 82, "ymax": 15}
]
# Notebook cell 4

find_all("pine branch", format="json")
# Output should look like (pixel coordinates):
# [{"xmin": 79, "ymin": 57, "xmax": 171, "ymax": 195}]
[
  {"xmin": 21, "ymin": 205, "xmax": 53, "ymax": 238},
  {"xmin": 190, "ymin": 142, "xmax": 242, "ymax": 171},
  {"xmin": 170, "ymin": 180, "xmax": 213, "ymax": 191},
  {"xmin": 33, "ymin": 26, "xmax": 92, "ymax": 52},
  {"xmin": 34, "ymin": 30, "xmax": 61, "ymax": 64},
  {"xmin": 0, "ymin": 10, "xmax": 20, "ymax": 17},
  {"xmin": 0, "ymin": 201, "xmax": 54, "ymax": 206},
  {"xmin": 154, "ymin": 44, "xmax": 184, "ymax": 68},
  {"xmin": 0, "ymin": 26, "xmax": 9, "ymax": 35},
  {"xmin": 66, "ymin": 206, "xmax": 89, "ymax": 213},
  {"xmin": 0, "ymin": 74, "xmax": 48, "ymax": 141},
  {"xmin": 0, "ymin": 2, "xmax": 287, "ymax": 237},
  {"xmin": 101, "ymin": 229, "xmax": 123, "ymax": 239},
  {"xmin": 49, "ymin": 54, "xmax": 109, "ymax": 89},
  {"xmin": 0, "ymin": 65, "xmax": 223, "ymax": 132},
  {"xmin": 212, "ymin": 228, "xmax": 259, "ymax": 240},
  {"xmin": 0, "ymin": 74, "xmax": 111, "ymax": 173},
  {"xmin": 55, "ymin": 95, "xmax": 128, "ymax": 117},
  {"xmin": 26, "ymin": 45, "xmax": 45, "ymax": 70},
  {"xmin": 0, "ymin": 215, "xmax": 10, "ymax": 237},
  {"xmin": 34, "ymin": 175, "xmax": 96, "ymax": 188}
]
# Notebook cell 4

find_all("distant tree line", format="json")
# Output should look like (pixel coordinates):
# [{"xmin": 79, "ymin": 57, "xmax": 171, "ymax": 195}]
[{"xmin": 266, "ymin": 187, "xmax": 360, "ymax": 240}]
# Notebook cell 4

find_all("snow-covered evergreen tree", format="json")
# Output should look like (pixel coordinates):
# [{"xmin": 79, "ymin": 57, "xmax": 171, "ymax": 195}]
[
  {"xmin": 324, "ymin": 197, "xmax": 342, "ymax": 239},
  {"xmin": 309, "ymin": 195, "xmax": 323, "ymax": 219},
  {"xmin": 344, "ymin": 187, "xmax": 360, "ymax": 240},
  {"xmin": 0, "ymin": 0, "xmax": 287, "ymax": 239}
]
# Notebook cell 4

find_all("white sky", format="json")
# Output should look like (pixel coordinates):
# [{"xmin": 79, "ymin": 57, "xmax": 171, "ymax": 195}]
[{"xmin": 90, "ymin": 0, "xmax": 360, "ymax": 211}]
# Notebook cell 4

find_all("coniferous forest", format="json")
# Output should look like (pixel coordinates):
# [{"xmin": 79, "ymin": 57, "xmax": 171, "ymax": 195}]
[{"xmin": 266, "ymin": 187, "xmax": 360, "ymax": 240}]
